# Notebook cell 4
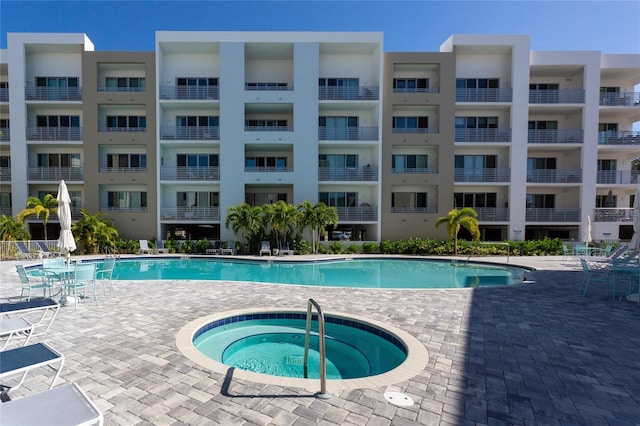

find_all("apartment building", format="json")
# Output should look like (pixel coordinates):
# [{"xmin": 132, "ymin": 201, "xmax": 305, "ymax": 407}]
[{"xmin": 1, "ymin": 32, "xmax": 638, "ymax": 244}]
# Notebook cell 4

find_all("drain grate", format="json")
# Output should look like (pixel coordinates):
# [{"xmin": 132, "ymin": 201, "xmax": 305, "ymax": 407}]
[
  {"xmin": 285, "ymin": 355, "xmax": 304, "ymax": 366},
  {"xmin": 384, "ymin": 391, "xmax": 414, "ymax": 407}
]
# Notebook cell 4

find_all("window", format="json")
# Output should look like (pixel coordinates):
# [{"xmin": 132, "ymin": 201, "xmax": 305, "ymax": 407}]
[
  {"xmin": 38, "ymin": 153, "xmax": 81, "ymax": 168},
  {"xmin": 596, "ymin": 194, "xmax": 617, "ymax": 208},
  {"xmin": 177, "ymin": 192, "xmax": 219, "ymax": 207},
  {"xmin": 36, "ymin": 115, "xmax": 80, "ymax": 128},
  {"xmin": 454, "ymin": 155, "xmax": 496, "ymax": 169},
  {"xmin": 457, "ymin": 78, "xmax": 499, "ymax": 89},
  {"xmin": 529, "ymin": 83, "xmax": 559, "ymax": 90},
  {"xmin": 597, "ymin": 159, "xmax": 617, "ymax": 171},
  {"xmin": 0, "ymin": 193, "xmax": 11, "ymax": 207},
  {"xmin": 245, "ymin": 193, "xmax": 287, "ymax": 206},
  {"xmin": 393, "ymin": 78, "xmax": 428, "ymax": 92},
  {"xmin": 107, "ymin": 191, "xmax": 147, "ymax": 210},
  {"xmin": 527, "ymin": 158, "xmax": 557, "ymax": 170},
  {"xmin": 35, "ymin": 77, "xmax": 78, "ymax": 88},
  {"xmin": 455, "ymin": 117, "xmax": 498, "ymax": 128},
  {"xmin": 526, "ymin": 194, "xmax": 555, "ymax": 208},
  {"xmin": 105, "ymin": 115, "xmax": 146, "ymax": 131},
  {"xmin": 319, "ymin": 192, "xmax": 357, "ymax": 207},
  {"xmin": 105, "ymin": 77, "xmax": 145, "ymax": 91},
  {"xmin": 106, "ymin": 154, "xmax": 147, "ymax": 169},
  {"xmin": 246, "ymin": 82, "xmax": 288, "ymax": 90},
  {"xmin": 244, "ymin": 119, "xmax": 287, "ymax": 128},
  {"xmin": 454, "ymin": 193, "xmax": 497, "ymax": 208},
  {"xmin": 392, "ymin": 192, "xmax": 428, "ymax": 211},
  {"xmin": 318, "ymin": 154, "xmax": 357, "ymax": 168},
  {"xmin": 245, "ymin": 156, "xmax": 287, "ymax": 169},
  {"xmin": 392, "ymin": 116, "xmax": 428, "ymax": 132},
  {"xmin": 0, "ymin": 156, "xmax": 10, "ymax": 168},
  {"xmin": 175, "ymin": 78, "xmax": 219, "ymax": 99},
  {"xmin": 528, "ymin": 121, "xmax": 558, "ymax": 130},
  {"xmin": 0, "ymin": 119, "xmax": 8, "ymax": 128},
  {"xmin": 392, "ymin": 154, "xmax": 428, "ymax": 172},
  {"xmin": 177, "ymin": 154, "xmax": 218, "ymax": 167},
  {"xmin": 176, "ymin": 78, "xmax": 218, "ymax": 87},
  {"xmin": 318, "ymin": 78, "xmax": 359, "ymax": 99}
]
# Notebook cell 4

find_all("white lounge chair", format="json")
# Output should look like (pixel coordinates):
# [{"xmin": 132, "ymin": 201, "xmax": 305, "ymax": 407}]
[
  {"xmin": 221, "ymin": 241, "xmax": 236, "ymax": 255},
  {"xmin": 139, "ymin": 240, "xmax": 153, "ymax": 255},
  {"xmin": 259, "ymin": 241, "xmax": 271, "ymax": 256}
]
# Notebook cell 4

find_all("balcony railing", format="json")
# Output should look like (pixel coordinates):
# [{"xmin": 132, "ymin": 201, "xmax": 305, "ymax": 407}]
[
  {"xmin": 335, "ymin": 206, "xmax": 377, "ymax": 221},
  {"xmin": 529, "ymin": 90, "xmax": 584, "ymax": 104},
  {"xmin": 527, "ymin": 129, "xmax": 583, "ymax": 144},
  {"xmin": 455, "ymin": 128, "xmax": 511, "ymax": 143},
  {"xmin": 391, "ymin": 206, "xmax": 437, "ymax": 213},
  {"xmin": 99, "ymin": 167, "xmax": 147, "ymax": 174},
  {"xmin": 525, "ymin": 208, "xmax": 581, "ymax": 222},
  {"xmin": 25, "ymin": 86, "xmax": 82, "ymax": 101},
  {"xmin": 392, "ymin": 127, "xmax": 439, "ymax": 134},
  {"xmin": 0, "ymin": 88, "xmax": 7, "ymax": 102},
  {"xmin": 245, "ymin": 83, "xmax": 292, "ymax": 91},
  {"xmin": 98, "ymin": 85, "xmax": 145, "ymax": 93},
  {"xmin": 594, "ymin": 208, "xmax": 635, "ymax": 222},
  {"xmin": 454, "ymin": 168, "xmax": 511, "ymax": 183},
  {"xmin": 0, "ymin": 167, "xmax": 10, "ymax": 181},
  {"xmin": 596, "ymin": 170, "xmax": 640, "ymax": 185},
  {"xmin": 244, "ymin": 126, "xmax": 293, "ymax": 132},
  {"xmin": 160, "ymin": 206, "xmax": 220, "ymax": 221},
  {"xmin": 527, "ymin": 169, "xmax": 582, "ymax": 184},
  {"xmin": 318, "ymin": 166, "xmax": 378, "ymax": 181},
  {"xmin": 160, "ymin": 166, "xmax": 219, "ymax": 180},
  {"xmin": 318, "ymin": 127, "xmax": 378, "ymax": 141},
  {"xmin": 319, "ymin": 86, "xmax": 379, "ymax": 101},
  {"xmin": 456, "ymin": 88, "xmax": 512, "ymax": 103},
  {"xmin": 0, "ymin": 128, "xmax": 9, "ymax": 142},
  {"xmin": 475, "ymin": 208, "xmax": 510, "ymax": 222},
  {"xmin": 100, "ymin": 206, "xmax": 148, "ymax": 213},
  {"xmin": 245, "ymin": 166, "xmax": 293, "ymax": 173},
  {"xmin": 98, "ymin": 126, "xmax": 146, "ymax": 133},
  {"xmin": 160, "ymin": 126, "xmax": 219, "ymax": 140},
  {"xmin": 0, "ymin": 206, "xmax": 12, "ymax": 216},
  {"xmin": 26, "ymin": 127, "xmax": 83, "ymax": 141},
  {"xmin": 599, "ymin": 92, "xmax": 640, "ymax": 107},
  {"xmin": 392, "ymin": 167, "xmax": 438, "ymax": 174},
  {"xmin": 598, "ymin": 131, "xmax": 640, "ymax": 145},
  {"xmin": 27, "ymin": 167, "xmax": 84, "ymax": 181},
  {"xmin": 159, "ymin": 85, "xmax": 219, "ymax": 100},
  {"xmin": 393, "ymin": 87, "xmax": 439, "ymax": 94}
]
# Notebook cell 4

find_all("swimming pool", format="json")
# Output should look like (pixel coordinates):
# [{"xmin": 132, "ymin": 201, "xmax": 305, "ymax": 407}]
[{"xmin": 110, "ymin": 257, "xmax": 528, "ymax": 289}]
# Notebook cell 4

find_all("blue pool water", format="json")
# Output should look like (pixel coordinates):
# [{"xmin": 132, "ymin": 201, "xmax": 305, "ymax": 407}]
[
  {"xmin": 109, "ymin": 257, "xmax": 528, "ymax": 289},
  {"xmin": 193, "ymin": 313, "xmax": 407, "ymax": 379}
]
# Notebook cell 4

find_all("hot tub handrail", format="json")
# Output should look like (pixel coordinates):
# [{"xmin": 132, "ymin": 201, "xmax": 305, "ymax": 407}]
[{"xmin": 304, "ymin": 298, "xmax": 331, "ymax": 399}]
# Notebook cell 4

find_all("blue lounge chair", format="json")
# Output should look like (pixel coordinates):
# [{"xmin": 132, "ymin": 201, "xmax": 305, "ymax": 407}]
[
  {"xmin": 14, "ymin": 242, "xmax": 35, "ymax": 260},
  {"xmin": 0, "ymin": 298, "xmax": 60, "ymax": 337},
  {"xmin": 0, "ymin": 342, "xmax": 64, "ymax": 397}
]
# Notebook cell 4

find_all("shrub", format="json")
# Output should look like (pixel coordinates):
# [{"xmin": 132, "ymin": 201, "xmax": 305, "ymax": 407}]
[
  {"xmin": 164, "ymin": 240, "xmax": 179, "ymax": 253},
  {"xmin": 195, "ymin": 239, "xmax": 212, "ymax": 253},
  {"xmin": 347, "ymin": 243, "xmax": 360, "ymax": 254},
  {"xmin": 317, "ymin": 244, "xmax": 328, "ymax": 254},
  {"xmin": 329, "ymin": 241, "xmax": 344, "ymax": 254},
  {"xmin": 362, "ymin": 242, "xmax": 378, "ymax": 254},
  {"xmin": 180, "ymin": 240, "xmax": 194, "ymax": 254},
  {"xmin": 293, "ymin": 239, "xmax": 311, "ymax": 255}
]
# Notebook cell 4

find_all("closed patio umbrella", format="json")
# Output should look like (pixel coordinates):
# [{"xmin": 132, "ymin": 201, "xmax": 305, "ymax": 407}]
[
  {"xmin": 56, "ymin": 180, "xmax": 76, "ymax": 254},
  {"xmin": 630, "ymin": 188, "xmax": 640, "ymax": 250},
  {"xmin": 582, "ymin": 215, "xmax": 592, "ymax": 245}
]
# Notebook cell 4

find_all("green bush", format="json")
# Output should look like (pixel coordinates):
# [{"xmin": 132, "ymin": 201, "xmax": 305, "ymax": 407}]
[
  {"xmin": 347, "ymin": 243, "xmax": 360, "ymax": 254},
  {"xmin": 180, "ymin": 240, "xmax": 194, "ymax": 253},
  {"xmin": 293, "ymin": 239, "xmax": 311, "ymax": 255},
  {"xmin": 329, "ymin": 241, "xmax": 344, "ymax": 254},
  {"xmin": 317, "ymin": 244, "xmax": 328, "ymax": 254},
  {"xmin": 164, "ymin": 240, "xmax": 179, "ymax": 253},
  {"xmin": 362, "ymin": 242, "xmax": 378, "ymax": 254},
  {"xmin": 195, "ymin": 238, "xmax": 212, "ymax": 253}
]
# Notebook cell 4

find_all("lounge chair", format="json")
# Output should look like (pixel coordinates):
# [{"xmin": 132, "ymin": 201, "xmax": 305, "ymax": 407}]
[
  {"xmin": 36, "ymin": 241, "xmax": 65, "ymax": 258},
  {"xmin": 139, "ymin": 240, "xmax": 153, "ymax": 255},
  {"xmin": 0, "ymin": 298, "xmax": 60, "ymax": 337},
  {"xmin": 155, "ymin": 240, "xmax": 169, "ymax": 254},
  {"xmin": 16, "ymin": 264, "xmax": 53, "ymax": 302},
  {"xmin": 280, "ymin": 241, "xmax": 295, "ymax": 256},
  {"xmin": 259, "ymin": 241, "xmax": 271, "ymax": 256},
  {"xmin": 221, "ymin": 241, "xmax": 236, "ymax": 255},
  {"xmin": 0, "ymin": 383, "xmax": 103, "ymax": 426},
  {"xmin": 14, "ymin": 242, "xmax": 35, "ymax": 260},
  {"xmin": 206, "ymin": 240, "xmax": 222, "ymax": 255},
  {"xmin": 0, "ymin": 317, "xmax": 34, "ymax": 350},
  {"xmin": 0, "ymin": 342, "xmax": 64, "ymax": 397}
]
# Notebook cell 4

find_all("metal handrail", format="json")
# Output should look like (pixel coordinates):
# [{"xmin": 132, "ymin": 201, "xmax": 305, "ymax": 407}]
[{"xmin": 304, "ymin": 298, "xmax": 330, "ymax": 399}]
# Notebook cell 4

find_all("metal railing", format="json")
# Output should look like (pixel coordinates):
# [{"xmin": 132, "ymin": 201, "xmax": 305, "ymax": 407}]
[
  {"xmin": 159, "ymin": 85, "xmax": 220, "ymax": 100},
  {"xmin": 244, "ymin": 126, "xmax": 293, "ymax": 132},
  {"xmin": 392, "ymin": 167, "xmax": 438, "ymax": 174},
  {"xmin": 304, "ymin": 298, "xmax": 330, "ymax": 399},
  {"xmin": 391, "ymin": 206, "xmax": 437, "ymax": 213},
  {"xmin": 318, "ymin": 166, "xmax": 378, "ymax": 181},
  {"xmin": 475, "ymin": 208, "xmax": 510, "ymax": 222},
  {"xmin": 455, "ymin": 128, "xmax": 512, "ymax": 143},
  {"xmin": 393, "ymin": 87, "xmax": 439, "ymax": 94},
  {"xmin": 335, "ymin": 206, "xmax": 377, "ymax": 221},
  {"xmin": 26, "ymin": 127, "xmax": 83, "ymax": 141},
  {"xmin": 100, "ymin": 206, "xmax": 148, "ymax": 213},
  {"xmin": 160, "ymin": 126, "xmax": 220, "ymax": 140},
  {"xmin": 99, "ymin": 167, "xmax": 147, "ymax": 173},
  {"xmin": 25, "ymin": 86, "xmax": 82, "ymax": 101},
  {"xmin": 319, "ymin": 86, "xmax": 379, "ymax": 101},
  {"xmin": 525, "ymin": 208, "xmax": 581, "ymax": 222},
  {"xmin": 599, "ymin": 92, "xmax": 640, "ymax": 106},
  {"xmin": 318, "ymin": 127, "xmax": 378, "ymax": 141},
  {"xmin": 160, "ymin": 166, "xmax": 219, "ymax": 180},
  {"xmin": 97, "ymin": 85, "xmax": 145, "ymax": 92},
  {"xmin": 456, "ymin": 88, "xmax": 512, "ymax": 102},
  {"xmin": 0, "ymin": 128, "xmax": 10, "ymax": 141},
  {"xmin": 27, "ymin": 167, "xmax": 84, "ymax": 181},
  {"xmin": 596, "ymin": 170, "xmax": 640, "ymax": 185},
  {"xmin": 0, "ymin": 88, "xmax": 7, "ymax": 102},
  {"xmin": 593, "ymin": 208, "xmax": 635, "ymax": 222},
  {"xmin": 598, "ymin": 131, "xmax": 640, "ymax": 145},
  {"xmin": 245, "ymin": 166, "xmax": 293, "ymax": 173},
  {"xmin": 529, "ymin": 90, "xmax": 585, "ymax": 104},
  {"xmin": 392, "ymin": 127, "xmax": 439, "ymax": 134},
  {"xmin": 98, "ymin": 126, "xmax": 147, "ymax": 133},
  {"xmin": 454, "ymin": 168, "xmax": 511, "ymax": 183},
  {"xmin": 527, "ymin": 129, "xmax": 583, "ymax": 144},
  {"xmin": 160, "ymin": 206, "xmax": 220, "ymax": 221},
  {"xmin": 0, "ymin": 167, "xmax": 10, "ymax": 181},
  {"xmin": 527, "ymin": 169, "xmax": 582, "ymax": 184}
]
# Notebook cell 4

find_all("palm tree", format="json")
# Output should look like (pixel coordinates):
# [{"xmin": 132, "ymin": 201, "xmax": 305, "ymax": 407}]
[
  {"xmin": 299, "ymin": 201, "xmax": 338, "ymax": 254},
  {"xmin": 225, "ymin": 203, "xmax": 264, "ymax": 253},
  {"xmin": 435, "ymin": 207, "xmax": 480, "ymax": 255},
  {"xmin": 17, "ymin": 194, "xmax": 58, "ymax": 240},
  {"xmin": 71, "ymin": 210, "xmax": 119, "ymax": 254},
  {"xmin": 0, "ymin": 215, "xmax": 31, "ymax": 241},
  {"xmin": 267, "ymin": 201, "xmax": 300, "ymax": 250}
]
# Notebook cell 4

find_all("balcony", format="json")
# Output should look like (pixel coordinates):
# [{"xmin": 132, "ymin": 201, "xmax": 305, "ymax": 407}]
[
  {"xmin": 527, "ymin": 169, "xmax": 582, "ymax": 184},
  {"xmin": 391, "ymin": 206, "xmax": 437, "ymax": 214},
  {"xmin": 527, "ymin": 129, "xmax": 583, "ymax": 144},
  {"xmin": 160, "ymin": 166, "xmax": 219, "ymax": 181},
  {"xmin": 318, "ymin": 127, "xmax": 378, "ymax": 141},
  {"xmin": 27, "ymin": 127, "xmax": 83, "ymax": 141},
  {"xmin": 98, "ymin": 85, "xmax": 145, "ymax": 93},
  {"xmin": 525, "ymin": 208, "xmax": 581, "ymax": 222},
  {"xmin": 0, "ymin": 167, "xmax": 10, "ymax": 181},
  {"xmin": 454, "ymin": 168, "xmax": 511, "ymax": 183},
  {"xmin": 529, "ymin": 90, "xmax": 584, "ymax": 104},
  {"xmin": 599, "ymin": 92, "xmax": 640, "ymax": 107},
  {"xmin": 392, "ymin": 167, "xmax": 438, "ymax": 174},
  {"xmin": 101, "ymin": 206, "xmax": 148, "ymax": 213},
  {"xmin": 393, "ymin": 87, "xmax": 439, "ymax": 94},
  {"xmin": 335, "ymin": 206, "xmax": 377, "ymax": 222},
  {"xmin": 0, "ymin": 88, "xmax": 7, "ymax": 102},
  {"xmin": 159, "ymin": 85, "xmax": 219, "ymax": 100},
  {"xmin": 319, "ymin": 86, "xmax": 379, "ymax": 101},
  {"xmin": 0, "ymin": 128, "xmax": 9, "ymax": 142},
  {"xmin": 476, "ymin": 208, "xmax": 510, "ymax": 222},
  {"xmin": 455, "ymin": 128, "xmax": 511, "ymax": 143},
  {"xmin": 25, "ymin": 86, "xmax": 82, "ymax": 101},
  {"xmin": 245, "ymin": 166, "xmax": 293, "ymax": 173},
  {"xmin": 98, "ymin": 126, "xmax": 146, "ymax": 133},
  {"xmin": 160, "ymin": 126, "xmax": 219, "ymax": 140},
  {"xmin": 245, "ymin": 125, "xmax": 293, "ymax": 132},
  {"xmin": 596, "ymin": 170, "xmax": 640, "ymax": 185},
  {"xmin": 27, "ymin": 167, "xmax": 83, "ymax": 181},
  {"xmin": 99, "ymin": 166, "xmax": 147, "ymax": 174},
  {"xmin": 594, "ymin": 208, "xmax": 635, "ymax": 222},
  {"xmin": 598, "ymin": 131, "xmax": 640, "ymax": 145},
  {"xmin": 456, "ymin": 88, "xmax": 512, "ymax": 103},
  {"xmin": 392, "ymin": 127, "xmax": 439, "ymax": 135},
  {"xmin": 318, "ymin": 166, "xmax": 378, "ymax": 181},
  {"xmin": 160, "ymin": 206, "xmax": 220, "ymax": 221}
]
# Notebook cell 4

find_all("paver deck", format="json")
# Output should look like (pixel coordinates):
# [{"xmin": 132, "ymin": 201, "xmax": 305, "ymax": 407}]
[{"xmin": 1, "ymin": 255, "xmax": 638, "ymax": 425}]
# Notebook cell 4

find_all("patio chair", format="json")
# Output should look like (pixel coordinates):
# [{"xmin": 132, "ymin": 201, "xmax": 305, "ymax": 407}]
[
  {"xmin": 0, "ymin": 298, "xmax": 60, "ymax": 337},
  {"xmin": 259, "ymin": 241, "xmax": 271, "ymax": 256},
  {"xmin": 0, "ymin": 383, "xmax": 103, "ymax": 426},
  {"xmin": 578, "ymin": 258, "xmax": 592, "ymax": 295},
  {"xmin": 155, "ymin": 240, "xmax": 169, "ymax": 254},
  {"xmin": 562, "ymin": 243, "xmax": 574, "ymax": 260},
  {"xmin": 36, "ymin": 241, "xmax": 64, "ymax": 258},
  {"xmin": 14, "ymin": 242, "xmax": 35, "ymax": 260},
  {"xmin": 0, "ymin": 342, "xmax": 64, "ymax": 398},
  {"xmin": 67, "ymin": 263, "xmax": 98, "ymax": 310},
  {"xmin": 574, "ymin": 244, "xmax": 588, "ymax": 257},
  {"xmin": 16, "ymin": 265, "xmax": 53, "ymax": 302},
  {"xmin": 95, "ymin": 256, "xmax": 116, "ymax": 297},
  {"xmin": 139, "ymin": 240, "xmax": 153, "ymax": 255},
  {"xmin": 280, "ymin": 241, "xmax": 295, "ymax": 256},
  {"xmin": 221, "ymin": 241, "xmax": 236, "ymax": 255}
]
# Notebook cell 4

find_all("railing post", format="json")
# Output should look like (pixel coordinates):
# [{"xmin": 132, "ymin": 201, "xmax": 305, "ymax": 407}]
[{"xmin": 304, "ymin": 298, "xmax": 331, "ymax": 399}]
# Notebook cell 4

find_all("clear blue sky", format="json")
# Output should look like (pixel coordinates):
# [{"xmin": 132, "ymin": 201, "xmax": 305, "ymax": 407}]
[{"xmin": 1, "ymin": 1, "xmax": 639, "ymax": 53}]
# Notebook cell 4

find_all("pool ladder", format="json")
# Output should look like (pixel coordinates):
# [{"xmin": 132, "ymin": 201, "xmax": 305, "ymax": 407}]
[{"xmin": 303, "ymin": 298, "xmax": 331, "ymax": 399}]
